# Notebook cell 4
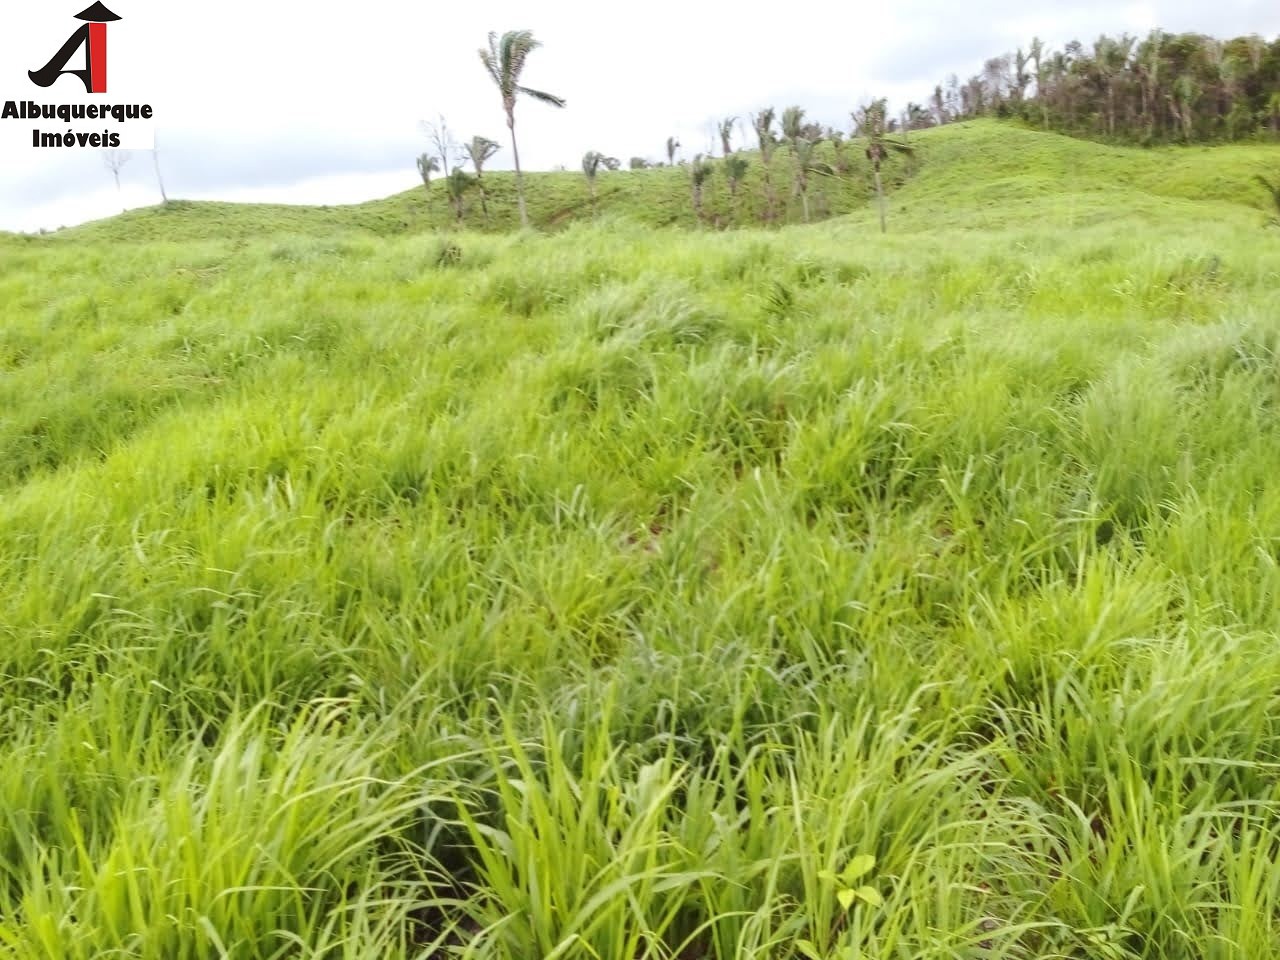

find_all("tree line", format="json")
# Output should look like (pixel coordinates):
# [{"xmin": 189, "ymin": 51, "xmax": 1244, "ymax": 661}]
[
  {"xmin": 907, "ymin": 31, "xmax": 1280, "ymax": 144},
  {"xmin": 417, "ymin": 30, "xmax": 925, "ymax": 232},
  {"xmin": 417, "ymin": 28, "xmax": 1280, "ymax": 231}
]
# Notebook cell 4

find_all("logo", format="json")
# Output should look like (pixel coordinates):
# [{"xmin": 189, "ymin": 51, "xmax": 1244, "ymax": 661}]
[
  {"xmin": 29, "ymin": 3, "xmax": 121, "ymax": 95},
  {"xmin": 1, "ymin": 3, "xmax": 156, "ymax": 151}
]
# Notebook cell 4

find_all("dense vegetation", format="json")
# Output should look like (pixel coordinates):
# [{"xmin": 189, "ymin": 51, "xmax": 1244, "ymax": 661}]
[
  {"xmin": 3, "ymin": 121, "xmax": 1280, "ymax": 957},
  {"xmin": 915, "ymin": 31, "xmax": 1280, "ymax": 144}
]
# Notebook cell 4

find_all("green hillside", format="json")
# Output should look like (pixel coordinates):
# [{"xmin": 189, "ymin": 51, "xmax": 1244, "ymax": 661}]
[
  {"xmin": 11, "ymin": 120, "xmax": 1278, "ymax": 245},
  {"xmin": 3, "ymin": 122, "xmax": 1280, "ymax": 958}
]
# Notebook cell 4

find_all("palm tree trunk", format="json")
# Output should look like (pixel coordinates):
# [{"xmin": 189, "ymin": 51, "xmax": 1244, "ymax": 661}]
[
  {"xmin": 590, "ymin": 179, "xmax": 597, "ymax": 218},
  {"xmin": 508, "ymin": 110, "xmax": 528, "ymax": 229},
  {"xmin": 875, "ymin": 168, "xmax": 886, "ymax": 234},
  {"xmin": 800, "ymin": 186, "xmax": 810, "ymax": 223},
  {"xmin": 152, "ymin": 149, "xmax": 167, "ymax": 203}
]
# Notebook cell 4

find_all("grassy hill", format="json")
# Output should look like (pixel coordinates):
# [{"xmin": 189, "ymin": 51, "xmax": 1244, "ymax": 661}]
[
  {"xmin": 3, "ymin": 121, "xmax": 1280, "ymax": 958},
  {"xmin": 9, "ymin": 120, "xmax": 1278, "ymax": 245}
]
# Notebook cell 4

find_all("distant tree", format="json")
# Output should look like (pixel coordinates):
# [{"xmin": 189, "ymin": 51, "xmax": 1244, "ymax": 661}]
[
  {"xmin": 1269, "ymin": 92, "xmax": 1280, "ymax": 138},
  {"xmin": 1012, "ymin": 47, "xmax": 1032, "ymax": 104},
  {"xmin": 828, "ymin": 129, "xmax": 851, "ymax": 174},
  {"xmin": 103, "ymin": 149, "xmax": 129, "ymax": 210},
  {"xmin": 751, "ymin": 108, "xmax": 779, "ymax": 222},
  {"xmin": 723, "ymin": 152, "xmax": 749, "ymax": 212},
  {"xmin": 1171, "ymin": 73, "xmax": 1200, "ymax": 142},
  {"xmin": 424, "ymin": 116, "xmax": 465, "ymax": 178},
  {"xmin": 930, "ymin": 85, "xmax": 948, "ymax": 125},
  {"xmin": 718, "ymin": 117, "xmax": 737, "ymax": 156},
  {"xmin": 582, "ymin": 150, "xmax": 608, "ymax": 216},
  {"xmin": 629, "ymin": 157, "xmax": 650, "ymax": 170},
  {"xmin": 666, "ymin": 136, "xmax": 680, "ymax": 166},
  {"xmin": 791, "ymin": 139, "xmax": 833, "ymax": 223},
  {"xmin": 781, "ymin": 105, "xmax": 803, "ymax": 144},
  {"xmin": 780, "ymin": 106, "xmax": 829, "ymax": 221},
  {"xmin": 464, "ymin": 136, "xmax": 500, "ymax": 221},
  {"xmin": 690, "ymin": 154, "xmax": 714, "ymax": 222},
  {"xmin": 856, "ymin": 98, "xmax": 913, "ymax": 234},
  {"xmin": 905, "ymin": 103, "xmax": 933, "ymax": 130},
  {"xmin": 416, "ymin": 152, "xmax": 440, "ymax": 199},
  {"xmin": 151, "ymin": 135, "xmax": 168, "ymax": 204},
  {"xmin": 479, "ymin": 30, "xmax": 565, "ymax": 228},
  {"xmin": 445, "ymin": 167, "xmax": 473, "ymax": 222}
]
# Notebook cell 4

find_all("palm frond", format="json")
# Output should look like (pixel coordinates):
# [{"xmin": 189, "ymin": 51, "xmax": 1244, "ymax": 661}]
[
  {"xmin": 500, "ymin": 30, "xmax": 541, "ymax": 92},
  {"xmin": 478, "ymin": 33, "xmax": 503, "ymax": 89},
  {"xmin": 517, "ymin": 86, "xmax": 566, "ymax": 108}
]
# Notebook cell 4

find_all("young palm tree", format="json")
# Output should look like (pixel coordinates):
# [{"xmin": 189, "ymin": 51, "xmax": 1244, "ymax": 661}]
[
  {"xmin": 856, "ymin": 98, "xmax": 913, "ymax": 234},
  {"xmin": 445, "ymin": 168, "xmax": 473, "ymax": 222},
  {"xmin": 464, "ymin": 136, "xmax": 500, "ymax": 222},
  {"xmin": 791, "ymin": 138, "xmax": 833, "ymax": 223},
  {"xmin": 718, "ymin": 117, "xmax": 737, "ymax": 156},
  {"xmin": 478, "ymin": 30, "xmax": 565, "ymax": 228},
  {"xmin": 416, "ymin": 153, "xmax": 440, "ymax": 195},
  {"xmin": 690, "ymin": 155, "xmax": 714, "ymax": 223},
  {"xmin": 751, "ymin": 108, "xmax": 778, "ymax": 222},
  {"xmin": 723, "ymin": 153, "xmax": 749, "ymax": 206},
  {"xmin": 582, "ymin": 151, "xmax": 606, "ymax": 217},
  {"xmin": 666, "ymin": 136, "xmax": 680, "ymax": 166},
  {"xmin": 779, "ymin": 106, "xmax": 828, "ymax": 222},
  {"xmin": 781, "ymin": 105, "xmax": 806, "ymax": 144}
]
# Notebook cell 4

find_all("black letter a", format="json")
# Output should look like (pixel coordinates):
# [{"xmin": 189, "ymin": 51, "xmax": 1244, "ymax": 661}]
[{"xmin": 29, "ymin": 25, "xmax": 93, "ymax": 91}]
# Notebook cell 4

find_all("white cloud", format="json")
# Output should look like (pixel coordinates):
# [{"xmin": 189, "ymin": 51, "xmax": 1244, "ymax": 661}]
[{"xmin": 2, "ymin": 0, "xmax": 1278, "ymax": 232}]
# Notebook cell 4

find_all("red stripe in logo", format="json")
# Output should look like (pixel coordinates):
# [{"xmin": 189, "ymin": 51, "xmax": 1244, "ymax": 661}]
[{"xmin": 89, "ymin": 22, "xmax": 107, "ymax": 93}]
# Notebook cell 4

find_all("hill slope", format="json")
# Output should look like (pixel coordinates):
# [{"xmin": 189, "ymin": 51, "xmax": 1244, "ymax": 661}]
[
  {"xmin": 3, "ymin": 123, "xmax": 1280, "ymax": 957},
  {"xmin": 10, "ymin": 119, "xmax": 1280, "ymax": 244}
]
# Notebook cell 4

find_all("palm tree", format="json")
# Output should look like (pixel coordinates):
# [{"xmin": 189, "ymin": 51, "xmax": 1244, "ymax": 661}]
[
  {"xmin": 464, "ymin": 136, "xmax": 500, "ymax": 222},
  {"xmin": 780, "ymin": 106, "xmax": 827, "ymax": 222},
  {"xmin": 582, "ymin": 150, "xmax": 606, "ymax": 216},
  {"xmin": 416, "ymin": 153, "xmax": 440, "ymax": 197},
  {"xmin": 445, "ymin": 168, "xmax": 473, "ymax": 222},
  {"xmin": 718, "ymin": 117, "xmax": 737, "ymax": 156},
  {"xmin": 791, "ymin": 138, "xmax": 832, "ymax": 223},
  {"xmin": 1269, "ymin": 92, "xmax": 1280, "ymax": 138},
  {"xmin": 478, "ymin": 30, "xmax": 565, "ymax": 228},
  {"xmin": 690, "ymin": 154, "xmax": 714, "ymax": 223},
  {"xmin": 751, "ymin": 108, "xmax": 778, "ymax": 222},
  {"xmin": 781, "ymin": 105, "xmax": 806, "ymax": 144},
  {"xmin": 666, "ymin": 136, "xmax": 680, "ymax": 166},
  {"xmin": 856, "ymin": 98, "xmax": 913, "ymax": 234}
]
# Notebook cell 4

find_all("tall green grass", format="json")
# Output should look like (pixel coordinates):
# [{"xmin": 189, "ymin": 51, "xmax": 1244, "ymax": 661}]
[{"xmin": 3, "ymin": 125, "xmax": 1280, "ymax": 957}]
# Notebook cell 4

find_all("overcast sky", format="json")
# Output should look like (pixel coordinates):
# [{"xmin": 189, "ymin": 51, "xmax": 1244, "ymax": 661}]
[{"xmin": 1, "ymin": 0, "xmax": 1278, "ymax": 233}]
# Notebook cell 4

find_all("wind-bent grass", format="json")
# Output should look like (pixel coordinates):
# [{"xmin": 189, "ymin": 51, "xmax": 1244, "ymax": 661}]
[{"xmin": 3, "ymin": 123, "xmax": 1280, "ymax": 957}]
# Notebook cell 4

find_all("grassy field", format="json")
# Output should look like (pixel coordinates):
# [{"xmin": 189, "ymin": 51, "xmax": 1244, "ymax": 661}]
[{"xmin": 3, "ymin": 121, "xmax": 1280, "ymax": 958}]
